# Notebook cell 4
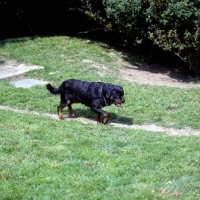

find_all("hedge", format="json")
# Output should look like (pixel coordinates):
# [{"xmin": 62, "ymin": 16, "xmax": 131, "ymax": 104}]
[{"xmin": 81, "ymin": 0, "xmax": 200, "ymax": 72}]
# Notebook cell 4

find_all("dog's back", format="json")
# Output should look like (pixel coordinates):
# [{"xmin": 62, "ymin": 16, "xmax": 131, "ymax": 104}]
[{"xmin": 62, "ymin": 79, "xmax": 90, "ymax": 97}]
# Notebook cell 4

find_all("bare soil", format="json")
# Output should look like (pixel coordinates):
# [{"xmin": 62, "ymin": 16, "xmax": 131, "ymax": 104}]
[{"xmin": 118, "ymin": 58, "xmax": 200, "ymax": 88}]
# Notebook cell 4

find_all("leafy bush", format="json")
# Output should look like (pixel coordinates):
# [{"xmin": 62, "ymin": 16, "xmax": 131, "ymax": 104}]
[
  {"xmin": 146, "ymin": 0, "xmax": 200, "ymax": 72},
  {"xmin": 81, "ymin": 0, "xmax": 200, "ymax": 72},
  {"xmin": 80, "ymin": 0, "xmax": 146, "ymax": 44}
]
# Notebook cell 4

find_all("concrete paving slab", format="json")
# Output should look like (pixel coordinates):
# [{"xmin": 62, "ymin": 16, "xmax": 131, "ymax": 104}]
[
  {"xmin": 11, "ymin": 78, "xmax": 48, "ymax": 88},
  {"xmin": 0, "ymin": 59, "xmax": 47, "ymax": 88},
  {"xmin": 0, "ymin": 63, "xmax": 44, "ymax": 79}
]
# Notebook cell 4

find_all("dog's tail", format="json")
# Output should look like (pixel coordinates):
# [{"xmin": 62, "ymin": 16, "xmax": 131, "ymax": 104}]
[{"xmin": 46, "ymin": 84, "xmax": 61, "ymax": 95}]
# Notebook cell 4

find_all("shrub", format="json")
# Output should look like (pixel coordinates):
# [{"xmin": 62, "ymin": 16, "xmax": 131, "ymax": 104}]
[
  {"xmin": 146, "ymin": 0, "xmax": 200, "ymax": 72},
  {"xmin": 80, "ymin": 0, "xmax": 200, "ymax": 72},
  {"xmin": 80, "ymin": 0, "xmax": 146, "ymax": 45}
]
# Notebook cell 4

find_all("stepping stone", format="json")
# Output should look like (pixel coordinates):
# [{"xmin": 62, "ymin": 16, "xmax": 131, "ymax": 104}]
[
  {"xmin": 11, "ymin": 78, "xmax": 48, "ymax": 88},
  {"xmin": 0, "ymin": 64, "xmax": 44, "ymax": 79},
  {"xmin": 0, "ymin": 60, "xmax": 48, "ymax": 88}
]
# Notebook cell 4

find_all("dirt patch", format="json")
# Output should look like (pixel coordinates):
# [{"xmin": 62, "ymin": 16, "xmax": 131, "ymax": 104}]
[
  {"xmin": 0, "ymin": 105, "xmax": 199, "ymax": 136},
  {"xmin": 81, "ymin": 56, "xmax": 200, "ymax": 88},
  {"xmin": 118, "ymin": 59, "xmax": 200, "ymax": 88}
]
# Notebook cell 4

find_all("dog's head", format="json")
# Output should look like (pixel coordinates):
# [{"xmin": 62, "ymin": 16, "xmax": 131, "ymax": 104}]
[{"xmin": 105, "ymin": 84, "xmax": 125, "ymax": 108}]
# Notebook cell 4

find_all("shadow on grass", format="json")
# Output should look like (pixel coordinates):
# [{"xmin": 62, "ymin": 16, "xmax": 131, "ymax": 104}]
[
  {"xmin": 0, "ymin": 37, "xmax": 37, "ymax": 48},
  {"xmin": 63, "ymin": 108, "xmax": 133, "ymax": 125}
]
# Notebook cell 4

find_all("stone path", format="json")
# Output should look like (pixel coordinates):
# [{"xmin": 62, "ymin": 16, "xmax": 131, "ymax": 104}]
[{"xmin": 0, "ymin": 105, "xmax": 199, "ymax": 136}]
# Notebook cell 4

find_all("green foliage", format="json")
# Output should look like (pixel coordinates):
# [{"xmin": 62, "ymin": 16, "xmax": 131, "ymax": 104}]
[
  {"xmin": 80, "ymin": 0, "xmax": 146, "ymax": 44},
  {"xmin": 146, "ymin": 0, "xmax": 200, "ymax": 72},
  {"xmin": 81, "ymin": 0, "xmax": 200, "ymax": 72}
]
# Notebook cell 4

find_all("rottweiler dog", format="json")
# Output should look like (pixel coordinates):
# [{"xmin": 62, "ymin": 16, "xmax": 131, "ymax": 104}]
[{"xmin": 46, "ymin": 79, "xmax": 125, "ymax": 124}]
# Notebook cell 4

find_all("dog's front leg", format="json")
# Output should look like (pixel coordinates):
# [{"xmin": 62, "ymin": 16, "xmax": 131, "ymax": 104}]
[
  {"xmin": 95, "ymin": 113, "xmax": 101, "ymax": 124},
  {"xmin": 92, "ymin": 108, "xmax": 110, "ymax": 124},
  {"xmin": 95, "ymin": 112, "xmax": 110, "ymax": 124},
  {"xmin": 92, "ymin": 101, "xmax": 110, "ymax": 124},
  {"xmin": 95, "ymin": 111, "xmax": 110, "ymax": 124},
  {"xmin": 103, "ymin": 112, "xmax": 110, "ymax": 124}
]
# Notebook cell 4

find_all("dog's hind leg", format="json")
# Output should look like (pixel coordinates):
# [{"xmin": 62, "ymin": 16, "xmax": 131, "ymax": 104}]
[
  {"xmin": 57, "ymin": 105, "xmax": 65, "ymax": 120},
  {"xmin": 68, "ymin": 102, "xmax": 75, "ymax": 117},
  {"xmin": 57, "ymin": 93, "xmax": 69, "ymax": 120},
  {"xmin": 67, "ymin": 99, "xmax": 80, "ymax": 117}
]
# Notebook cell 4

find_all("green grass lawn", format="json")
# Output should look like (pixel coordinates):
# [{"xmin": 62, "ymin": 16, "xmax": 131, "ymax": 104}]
[
  {"xmin": 0, "ymin": 36, "xmax": 200, "ymax": 199},
  {"xmin": 1, "ymin": 110, "xmax": 200, "ymax": 199}
]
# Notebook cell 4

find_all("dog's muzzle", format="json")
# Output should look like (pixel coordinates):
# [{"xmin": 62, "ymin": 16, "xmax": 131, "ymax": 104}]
[{"xmin": 114, "ymin": 99, "xmax": 125, "ymax": 108}]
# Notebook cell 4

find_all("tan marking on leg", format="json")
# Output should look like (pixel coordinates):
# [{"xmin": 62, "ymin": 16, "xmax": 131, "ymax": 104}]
[
  {"xmin": 66, "ymin": 100, "xmax": 71, "ymax": 105},
  {"xmin": 103, "ymin": 113, "xmax": 110, "ymax": 124},
  {"xmin": 68, "ymin": 104, "xmax": 75, "ymax": 117},
  {"xmin": 95, "ymin": 113, "xmax": 101, "ymax": 124},
  {"xmin": 57, "ymin": 106, "xmax": 65, "ymax": 120},
  {"xmin": 67, "ymin": 99, "xmax": 79, "ymax": 117}
]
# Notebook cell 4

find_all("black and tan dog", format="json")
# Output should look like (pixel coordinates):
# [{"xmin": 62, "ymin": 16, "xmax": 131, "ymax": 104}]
[{"xmin": 46, "ymin": 79, "xmax": 125, "ymax": 124}]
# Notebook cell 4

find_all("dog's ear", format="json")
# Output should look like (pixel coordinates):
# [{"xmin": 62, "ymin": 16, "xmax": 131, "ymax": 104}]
[
  {"xmin": 120, "ymin": 87, "xmax": 124, "ymax": 96},
  {"xmin": 102, "ymin": 84, "xmax": 113, "ymax": 99}
]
